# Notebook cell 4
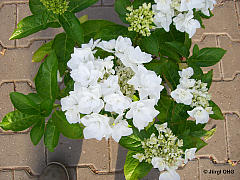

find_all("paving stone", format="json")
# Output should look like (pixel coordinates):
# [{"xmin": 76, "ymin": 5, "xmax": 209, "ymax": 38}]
[
  {"xmin": 110, "ymin": 139, "xmax": 127, "ymax": 171},
  {"xmin": 193, "ymin": 1, "xmax": 240, "ymax": 40},
  {"xmin": 192, "ymin": 35, "xmax": 222, "ymax": 80},
  {"xmin": 225, "ymin": 114, "xmax": 240, "ymax": 160},
  {"xmin": 77, "ymin": 168, "xmax": 123, "ymax": 180},
  {"xmin": 0, "ymin": 134, "xmax": 45, "ymax": 174},
  {"xmin": 0, "ymin": 41, "xmax": 42, "ymax": 83},
  {"xmin": 0, "ymin": 4, "xmax": 16, "ymax": 48},
  {"xmin": 219, "ymin": 36, "xmax": 240, "ymax": 80},
  {"xmin": 209, "ymin": 75, "xmax": 240, "ymax": 115},
  {"xmin": 177, "ymin": 160, "xmax": 199, "ymax": 180},
  {"xmin": 196, "ymin": 119, "xmax": 228, "ymax": 162},
  {"xmin": 14, "ymin": 170, "xmax": 37, "ymax": 180},
  {"xmin": 236, "ymin": 0, "xmax": 240, "ymax": 25},
  {"xmin": 0, "ymin": 170, "xmax": 13, "ymax": 180},
  {"xmin": 47, "ymin": 135, "xmax": 109, "ymax": 171},
  {"xmin": 199, "ymin": 159, "xmax": 240, "ymax": 180},
  {"xmin": 15, "ymin": 82, "xmax": 34, "ymax": 95},
  {"xmin": 16, "ymin": 4, "xmax": 63, "ymax": 48},
  {"xmin": 0, "ymin": 83, "xmax": 14, "ymax": 120},
  {"xmin": 76, "ymin": 7, "xmax": 123, "ymax": 25},
  {"xmin": 102, "ymin": 0, "xmax": 114, "ymax": 6}
]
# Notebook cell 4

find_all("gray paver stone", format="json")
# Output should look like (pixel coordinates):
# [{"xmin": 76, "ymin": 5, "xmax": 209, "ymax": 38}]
[
  {"xmin": 0, "ymin": 83, "xmax": 14, "ymax": 120},
  {"xmin": 0, "ymin": 170, "xmax": 13, "ymax": 180}
]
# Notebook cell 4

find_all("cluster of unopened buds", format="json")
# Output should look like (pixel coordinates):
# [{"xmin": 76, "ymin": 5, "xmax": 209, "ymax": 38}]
[
  {"xmin": 60, "ymin": 36, "xmax": 164, "ymax": 142},
  {"xmin": 171, "ymin": 67, "xmax": 213, "ymax": 124},
  {"xmin": 40, "ymin": 0, "xmax": 69, "ymax": 15},
  {"xmin": 133, "ymin": 122, "xmax": 197, "ymax": 179}
]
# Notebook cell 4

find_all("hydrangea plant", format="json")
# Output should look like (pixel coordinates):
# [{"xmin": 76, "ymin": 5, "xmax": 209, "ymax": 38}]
[{"xmin": 0, "ymin": 0, "xmax": 226, "ymax": 179}]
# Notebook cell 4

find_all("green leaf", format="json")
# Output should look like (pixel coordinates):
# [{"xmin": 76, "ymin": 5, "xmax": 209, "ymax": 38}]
[
  {"xmin": 30, "ymin": 118, "xmax": 45, "ymax": 145},
  {"xmin": 10, "ymin": 92, "xmax": 40, "ymax": 115},
  {"xmin": 27, "ymin": 93, "xmax": 43, "ymax": 105},
  {"xmin": 166, "ymin": 41, "xmax": 190, "ymax": 58},
  {"xmin": 35, "ymin": 51, "xmax": 58, "ymax": 101},
  {"xmin": 188, "ymin": 62, "xmax": 203, "ymax": 80},
  {"xmin": 44, "ymin": 119, "xmax": 60, "ymax": 152},
  {"xmin": 40, "ymin": 99, "xmax": 53, "ymax": 117},
  {"xmin": 52, "ymin": 111, "xmax": 84, "ymax": 139},
  {"xmin": 193, "ymin": 9, "xmax": 205, "ymax": 28},
  {"xmin": 58, "ymin": 11, "xmax": 84, "ymax": 45},
  {"xmin": 32, "ymin": 41, "xmax": 53, "ymax": 62},
  {"xmin": 10, "ymin": 12, "xmax": 60, "ymax": 40},
  {"xmin": 82, "ymin": 20, "xmax": 115, "ymax": 42},
  {"xmin": 115, "ymin": 0, "xmax": 131, "ymax": 24},
  {"xmin": 78, "ymin": 15, "xmax": 88, "ymax": 24},
  {"xmin": 192, "ymin": 44, "xmax": 200, "ymax": 56},
  {"xmin": 209, "ymin": 101, "xmax": 224, "ymax": 120},
  {"xmin": 188, "ymin": 47, "xmax": 226, "ymax": 67},
  {"xmin": 204, "ymin": 127, "xmax": 216, "ymax": 141},
  {"xmin": 140, "ymin": 32, "xmax": 159, "ymax": 56},
  {"xmin": 124, "ymin": 151, "xmax": 152, "ymax": 180},
  {"xmin": 53, "ymin": 33, "xmax": 75, "ymax": 76},
  {"xmin": 156, "ymin": 94, "xmax": 174, "ymax": 123},
  {"xmin": 182, "ymin": 136, "xmax": 208, "ymax": 151},
  {"xmin": 29, "ymin": 0, "xmax": 47, "ymax": 14},
  {"xmin": 68, "ymin": 0, "xmax": 98, "ymax": 13},
  {"xmin": 119, "ymin": 134, "xmax": 144, "ymax": 152},
  {"xmin": 0, "ymin": 110, "xmax": 41, "ymax": 131},
  {"xmin": 201, "ymin": 69, "xmax": 213, "ymax": 89},
  {"xmin": 184, "ymin": 33, "xmax": 192, "ymax": 51},
  {"xmin": 94, "ymin": 24, "xmax": 130, "ymax": 41}
]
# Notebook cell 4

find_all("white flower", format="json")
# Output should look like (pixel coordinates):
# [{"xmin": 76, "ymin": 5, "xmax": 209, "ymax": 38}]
[
  {"xmin": 151, "ymin": 157, "xmax": 166, "ymax": 171},
  {"xmin": 184, "ymin": 148, "xmax": 197, "ymax": 163},
  {"xmin": 198, "ymin": 0, "xmax": 216, "ymax": 16},
  {"xmin": 173, "ymin": 11, "xmax": 201, "ymax": 38},
  {"xmin": 81, "ymin": 38, "xmax": 101, "ymax": 50},
  {"xmin": 104, "ymin": 93, "xmax": 132, "ymax": 114},
  {"xmin": 115, "ymin": 36, "xmax": 132, "ymax": 54},
  {"xmin": 74, "ymin": 85, "xmax": 104, "ymax": 114},
  {"xmin": 126, "ymin": 99, "xmax": 159, "ymax": 130},
  {"xmin": 159, "ymin": 169, "xmax": 180, "ymax": 180},
  {"xmin": 110, "ymin": 114, "xmax": 133, "ymax": 142},
  {"xmin": 97, "ymin": 39, "xmax": 116, "ymax": 53},
  {"xmin": 81, "ymin": 113, "xmax": 112, "ymax": 140},
  {"xmin": 128, "ymin": 65, "xmax": 164, "ymax": 103},
  {"xmin": 118, "ymin": 46, "xmax": 152, "ymax": 71},
  {"xmin": 155, "ymin": 122, "xmax": 168, "ymax": 133},
  {"xmin": 61, "ymin": 92, "xmax": 81, "ymax": 124},
  {"xmin": 179, "ymin": 0, "xmax": 204, "ymax": 12},
  {"xmin": 178, "ymin": 67, "xmax": 194, "ymax": 79},
  {"xmin": 178, "ymin": 77, "xmax": 196, "ymax": 89},
  {"xmin": 100, "ymin": 75, "xmax": 120, "ymax": 97},
  {"xmin": 67, "ymin": 47, "xmax": 94, "ymax": 69},
  {"xmin": 133, "ymin": 153, "xmax": 145, "ymax": 162},
  {"xmin": 187, "ymin": 106, "xmax": 209, "ymax": 124},
  {"xmin": 153, "ymin": 10, "xmax": 174, "ymax": 32},
  {"xmin": 171, "ymin": 88, "xmax": 193, "ymax": 105},
  {"xmin": 153, "ymin": 0, "xmax": 172, "ymax": 13},
  {"xmin": 70, "ymin": 61, "xmax": 102, "ymax": 87}
]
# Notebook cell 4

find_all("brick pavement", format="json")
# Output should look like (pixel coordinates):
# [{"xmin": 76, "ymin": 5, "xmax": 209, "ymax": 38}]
[{"xmin": 0, "ymin": 0, "xmax": 240, "ymax": 179}]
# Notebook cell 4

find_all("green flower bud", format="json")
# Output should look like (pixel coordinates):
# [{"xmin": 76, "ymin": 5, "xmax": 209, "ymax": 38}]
[{"xmin": 40, "ymin": 0, "xmax": 69, "ymax": 15}]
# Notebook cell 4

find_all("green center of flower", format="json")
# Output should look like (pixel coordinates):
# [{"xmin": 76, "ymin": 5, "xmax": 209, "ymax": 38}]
[
  {"xmin": 40, "ymin": 0, "xmax": 69, "ymax": 15},
  {"xmin": 126, "ymin": 3, "xmax": 155, "ymax": 36}
]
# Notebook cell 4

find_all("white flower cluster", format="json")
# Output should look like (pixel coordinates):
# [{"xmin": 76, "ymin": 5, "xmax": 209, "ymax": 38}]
[
  {"xmin": 133, "ymin": 123, "xmax": 197, "ymax": 180},
  {"xmin": 152, "ymin": 0, "xmax": 216, "ymax": 37},
  {"xmin": 171, "ymin": 67, "xmax": 213, "ymax": 124},
  {"xmin": 61, "ymin": 36, "xmax": 164, "ymax": 142}
]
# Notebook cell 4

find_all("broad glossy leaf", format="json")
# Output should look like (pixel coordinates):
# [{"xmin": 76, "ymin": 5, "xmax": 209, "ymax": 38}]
[
  {"xmin": 10, "ymin": 12, "xmax": 60, "ymax": 40},
  {"xmin": 44, "ymin": 119, "xmax": 60, "ymax": 152},
  {"xmin": 192, "ymin": 44, "xmax": 200, "ymax": 56},
  {"xmin": 29, "ymin": 0, "xmax": 47, "ymax": 14},
  {"xmin": 166, "ymin": 41, "xmax": 190, "ymax": 58},
  {"xmin": 201, "ymin": 70, "xmax": 213, "ymax": 88},
  {"xmin": 140, "ymin": 32, "xmax": 159, "ymax": 56},
  {"xmin": 0, "ymin": 110, "xmax": 41, "ymax": 131},
  {"xmin": 32, "ymin": 41, "xmax": 53, "ymax": 62},
  {"xmin": 182, "ymin": 136, "xmax": 208, "ymax": 151},
  {"xmin": 124, "ymin": 151, "xmax": 152, "ymax": 180},
  {"xmin": 188, "ymin": 47, "xmax": 226, "ymax": 67},
  {"xmin": 40, "ymin": 99, "xmax": 53, "ymax": 117},
  {"xmin": 30, "ymin": 118, "xmax": 45, "ymax": 145},
  {"xmin": 52, "ymin": 111, "xmax": 84, "ymax": 139},
  {"xmin": 115, "ymin": 0, "xmax": 131, "ymax": 24},
  {"xmin": 27, "ymin": 93, "xmax": 43, "ymax": 105},
  {"xmin": 119, "ymin": 134, "xmax": 144, "ymax": 152},
  {"xmin": 82, "ymin": 20, "xmax": 115, "ymax": 42},
  {"xmin": 53, "ymin": 33, "xmax": 75, "ymax": 76},
  {"xmin": 58, "ymin": 12, "xmax": 84, "ymax": 45},
  {"xmin": 10, "ymin": 92, "xmax": 40, "ymax": 115},
  {"xmin": 209, "ymin": 101, "xmax": 224, "ymax": 120},
  {"xmin": 35, "ymin": 52, "xmax": 58, "ymax": 101},
  {"xmin": 68, "ymin": 0, "xmax": 98, "ymax": 13}
]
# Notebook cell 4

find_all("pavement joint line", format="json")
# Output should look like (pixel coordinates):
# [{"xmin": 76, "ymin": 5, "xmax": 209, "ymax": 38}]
[
  {"xmin": 216, "ymin": 35, "xmax": 224, "ymax": 80},
  {"xmin": 197, "ymin": 158, "xmax": 200, "ymax": 180},
  {"xmin": 0, "ymin": 166, "xmax": 40, "ymax": 176},
  {"xmin": 107, "ymin": 138, "xmax": 111, "ymax": 173},
  {"xmin": 0, "ymin": 80, "xmax": 35, "ymax": 90},
  {"xmin": 193, "ymin": 33, "xmax": 240, "ymax": 42},
  {"xmin": 0, "ymin": 129, "xmax": 30, "ymax": 135},
  {"xmin": 0, "ymin": 1, "xmax": 28, "ymax": 9},
  {"xmin": 234, "ymin": 1, "xmax": 240, "ymax": 26},
  {"xmin": 212, "ymin": 73, "xmax": 240, "ymax": 82},
  {"xmin": 224, "ymin": 115, "xmax": 230, "ymax": 161}
]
